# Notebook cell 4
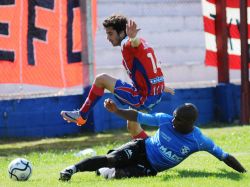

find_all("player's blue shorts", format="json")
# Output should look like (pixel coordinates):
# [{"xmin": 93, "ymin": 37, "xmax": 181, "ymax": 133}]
[{"xmin": 114, "ymin": 80, "xmax": 163, "ymax": 112}]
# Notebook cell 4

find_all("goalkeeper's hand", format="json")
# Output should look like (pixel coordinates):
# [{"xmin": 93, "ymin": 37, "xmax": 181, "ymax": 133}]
[{"xmin": 104, "ymin": 98, "xmax": 118, "ymax": 113}]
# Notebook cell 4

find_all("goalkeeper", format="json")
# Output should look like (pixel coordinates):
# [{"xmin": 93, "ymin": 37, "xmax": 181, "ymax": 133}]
[{"xmin": 59, "ymin": 99, "xmax": 246, "ymax": 181}]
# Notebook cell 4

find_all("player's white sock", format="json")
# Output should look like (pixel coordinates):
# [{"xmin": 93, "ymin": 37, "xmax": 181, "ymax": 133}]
[{"xmin": 66, "ymin": 165, "xmax": 77, "ymax": 174}]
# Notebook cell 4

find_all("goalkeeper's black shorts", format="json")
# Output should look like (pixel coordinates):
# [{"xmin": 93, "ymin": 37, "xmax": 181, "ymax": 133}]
[{"xmin": 107, "ymin": 138, "xmax": 157, "ymax": 178}]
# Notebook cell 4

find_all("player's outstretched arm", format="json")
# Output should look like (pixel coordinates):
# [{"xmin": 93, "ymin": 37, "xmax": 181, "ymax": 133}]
[
  {"xmin": 104, "ymin": 98, "xmax": 138, "ymax": 122},
  {"xmin": 223, "ymin": 154, "xmax": 247, "ymax": 173},
  {"xmin": 126, "ymin": 20, "xmax": 141, "ymax": 47}
]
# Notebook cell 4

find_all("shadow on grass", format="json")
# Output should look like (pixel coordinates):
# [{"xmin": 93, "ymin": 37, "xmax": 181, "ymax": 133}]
[
  {"xmin": 0, "ymin": 129, "xmax": 135, "ymax": 156},
  {"xmin": 163, "ymin": 169, "xmax": 243, "ymax": 181}
]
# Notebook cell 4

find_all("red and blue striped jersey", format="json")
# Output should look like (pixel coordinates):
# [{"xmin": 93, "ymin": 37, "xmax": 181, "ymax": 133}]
[{"xmin": 121, "ymin": 37, "xmax": 165, "ymax": 97}]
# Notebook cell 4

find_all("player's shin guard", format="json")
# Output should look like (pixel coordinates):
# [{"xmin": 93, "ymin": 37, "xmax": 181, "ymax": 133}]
[{"xmin": 80, "ymin": 84, "xmax": 104, "ymax": 119}]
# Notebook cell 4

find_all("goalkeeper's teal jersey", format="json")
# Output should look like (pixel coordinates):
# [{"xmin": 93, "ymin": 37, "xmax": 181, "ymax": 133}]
[{"xmin": 137, "ymin": 112, "xmax": 229, "ymax": 172}]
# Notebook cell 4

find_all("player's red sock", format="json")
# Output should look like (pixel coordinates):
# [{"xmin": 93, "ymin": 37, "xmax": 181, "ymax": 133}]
[
  {"xmin": 132, "ymin": 130, "xmax": 148, "ymax": 139},
  {"xmin": 80, "ymin": 84, "xmax": 104, "ymax": 119}
]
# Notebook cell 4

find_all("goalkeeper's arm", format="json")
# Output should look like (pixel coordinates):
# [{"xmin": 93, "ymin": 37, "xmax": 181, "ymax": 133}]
[{"xmin": 104, "ymin": 98, "xmax": 138, "ymax": 122}]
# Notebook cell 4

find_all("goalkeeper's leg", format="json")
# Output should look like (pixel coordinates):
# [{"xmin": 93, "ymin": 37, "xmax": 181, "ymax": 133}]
[{"xmin": 59, "ymin": 139, "xmax": 148, "ymax": 181}]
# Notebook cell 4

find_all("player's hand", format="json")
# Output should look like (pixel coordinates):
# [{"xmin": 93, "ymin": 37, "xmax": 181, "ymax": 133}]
[
  {"xmin": 104, "ymin": 98, "xmax": 118, "ymax": 113},
  {"xmin": 126, "ymin": 20, "xmax": 140, "ymax": 39},
  {"xmin": 164, "ymin": 86, "xmax": 175, "ymax": 95}
]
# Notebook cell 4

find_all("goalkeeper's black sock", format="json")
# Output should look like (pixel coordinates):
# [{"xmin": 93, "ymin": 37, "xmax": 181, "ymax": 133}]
[{"xmin": 75, "ymin": 156, "xmax": 108, "ymax": 172}]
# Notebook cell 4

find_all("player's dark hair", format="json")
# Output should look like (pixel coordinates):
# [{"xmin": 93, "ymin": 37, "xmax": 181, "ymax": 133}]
[
  {"xmin": 175, "ymin": 103, "xmax": 198, "ymax": 124},
  {"xmin": 103, "ymin": 14, "xmax": 128, "ymax": 35}
]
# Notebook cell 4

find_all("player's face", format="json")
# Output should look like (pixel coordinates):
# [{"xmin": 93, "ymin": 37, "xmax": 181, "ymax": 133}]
[
  {"xmin": 105, "ymin": 27, "xmax": 123, "ymax": 46},
  {"xmin": 172, "ymin": 110, "xmax": 194, "ymax": 134},
  {"xmin": 172, "ymin": 110, "xmax": 181, "ymax": 130}
]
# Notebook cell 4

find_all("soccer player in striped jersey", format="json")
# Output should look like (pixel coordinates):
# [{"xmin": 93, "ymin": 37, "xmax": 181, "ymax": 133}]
[{"xmin": 61, "ymin": 14, "xmax": 174, "ymax": 139}]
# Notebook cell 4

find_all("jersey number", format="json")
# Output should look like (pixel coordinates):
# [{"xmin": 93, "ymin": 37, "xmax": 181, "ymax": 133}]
[{"xmin": 147, "ymin": 52, "xmax": 157, "ymax": 73}]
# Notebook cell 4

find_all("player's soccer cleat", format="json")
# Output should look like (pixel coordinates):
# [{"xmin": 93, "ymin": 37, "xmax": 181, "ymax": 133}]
[
  {"xmin": 59, "ymin": 166, "xmax": 76, "ymax": 181},
  {"xmin": 60, "ymin": 110, "xmax": 86, "ymax": 126},
  {"xmin": 96, "ymin": 167, "xmax": 116, "ymax": 179},
  {"xmin": 59, "ymin": 169, "xmax": 73, "ymax": 181}
]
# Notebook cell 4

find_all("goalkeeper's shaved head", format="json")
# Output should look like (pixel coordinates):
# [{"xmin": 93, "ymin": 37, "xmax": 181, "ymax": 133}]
[
  {"xmin": 173, "ymin": 103, "xmax": 198, "ymax": 134},
  {"xmin": 175, "ymin": 103, "xmax": 198, "ymax": 123}
]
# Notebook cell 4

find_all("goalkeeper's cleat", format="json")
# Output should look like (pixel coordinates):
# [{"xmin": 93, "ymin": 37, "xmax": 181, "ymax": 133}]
[
  {"xmin": 61, "ymin": 110, "xmax": 86, "ymax": 126},
  {"xmin": 96, "ymin": 167, "xmax": 116, "ymax": 179},
  {"xmin": 96, "ymin": 167, "xmax": 109, "ymax": 176},
  {"xmin": 59, "ymin": 166, "xmax": 76, "ymax": 181}
]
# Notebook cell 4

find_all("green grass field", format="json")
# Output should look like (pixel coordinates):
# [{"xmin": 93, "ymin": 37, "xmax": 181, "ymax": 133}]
[{"xmin": 0, "ymin": 125, "xmax": 250, "ymax": 187}]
